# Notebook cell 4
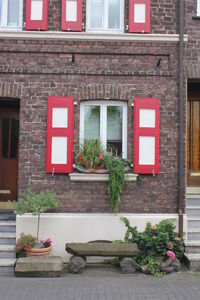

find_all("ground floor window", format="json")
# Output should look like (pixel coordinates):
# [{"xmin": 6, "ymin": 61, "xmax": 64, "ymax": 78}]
[{"xmin": 80, "ymin": 101, "xmax": 127, "ymax": 158}]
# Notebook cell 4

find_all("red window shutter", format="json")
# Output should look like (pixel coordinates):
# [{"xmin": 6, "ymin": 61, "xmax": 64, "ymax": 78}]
[
  {"xmin": 129, "ymin": 0, "xmax": 151, "ymax": 33},
  {"xmin": 133, "ymin": 98, "xmax": 160, "ymax": 174},
  {"xmin": 46, "ymin": 96, "xmax": 74, "ymax": 174},
  {"xmin": 62, "ymin": 0, "xmax": 82, "ymax": 31},
  {"xmin": 25, "ymin": 0, "xmax": 48, "ymax": 31}
]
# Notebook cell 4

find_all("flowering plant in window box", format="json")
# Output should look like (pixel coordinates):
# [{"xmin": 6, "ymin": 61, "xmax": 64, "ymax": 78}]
[{"xmin": 76, "ymin": 139, "xmax": 108, "ymax": 173}]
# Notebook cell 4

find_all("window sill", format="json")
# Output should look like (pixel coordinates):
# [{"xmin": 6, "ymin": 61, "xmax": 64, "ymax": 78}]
[
  {"xmin": 69, "ymin": 173, "xmax": 138, "ymax": 181},
  {"xmin": 192, "ymin": 16, "xmax": 200, "ymax": 19},
  {"xmin": 0, "ymin": 31, "xmax": 188, "ymax": 43}
]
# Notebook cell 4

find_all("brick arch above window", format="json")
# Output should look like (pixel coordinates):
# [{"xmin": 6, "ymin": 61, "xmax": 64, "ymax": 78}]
[{"xmin": 78, "ymin": 84, "xmax": 132, "ymax": 102}]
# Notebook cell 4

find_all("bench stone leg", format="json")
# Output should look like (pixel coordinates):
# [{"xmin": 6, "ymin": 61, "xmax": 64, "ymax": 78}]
[
  {"xmin": 68, "ymin": 256, "xmax": 86, "ymax": 274},
  {"xmin": 119, "ymin": 257, "xmax": 137, "ymax": 274}
]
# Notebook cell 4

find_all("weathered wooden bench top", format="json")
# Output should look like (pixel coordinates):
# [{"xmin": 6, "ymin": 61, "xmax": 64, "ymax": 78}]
[{"xmin": 65, "ymin": 242, "xmax": 138, "ymax": 257}]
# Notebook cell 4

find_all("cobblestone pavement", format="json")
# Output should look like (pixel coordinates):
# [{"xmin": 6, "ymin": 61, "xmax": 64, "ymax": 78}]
[{"xmin": 0, "ymin": 265, "xmax": 200, "ymax": 300}]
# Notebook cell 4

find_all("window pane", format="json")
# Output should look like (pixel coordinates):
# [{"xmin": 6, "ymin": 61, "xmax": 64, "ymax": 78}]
[
  {"xmin": 107, "ymin": 106, "xmax": 122, "ymax": 156},
  {"xmin": 7, "ymin": 0, "xmax": 20, "ymax": 26},
  {"xmin": 84, "ymin": 106, "xmax": 100, "ymax": 139},
  {"xmin": 90, "ymin": 0, "xmax": 102, "ymax": 28},
  {"xmin": 10, "ymin": 119, "xmax": 19, "ymax": 159},
  {"xmin": 108, "ymin": 0, "xmax": 120, "ymax": 29},
  {"xmin": 2, "ymin": 119, "xmax": 9, "ymax": 158}
]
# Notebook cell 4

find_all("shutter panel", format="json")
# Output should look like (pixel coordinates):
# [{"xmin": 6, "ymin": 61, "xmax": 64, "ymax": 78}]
[
  {"xmin": 46, "ymin": 96, "xmax": 74, "ymax": 174},
  {"xmin": 129, "ymin": 0, "xmax": 151, "ymax": 33},
  {"xmin": 133, "ymin": 98, "xmax": 160, "ymax": 174},
  {"xmin": 25, "ymin": 0, "xmax": 48, "ymax": 30},
  {"xmin": 62, "ymin": 0, "xmax": 82, "ymax": 31}
]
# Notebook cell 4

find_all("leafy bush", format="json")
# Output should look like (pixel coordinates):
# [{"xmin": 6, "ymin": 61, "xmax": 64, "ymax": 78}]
[{"xmin": 120, "ymin": 217, "xmax": 185, "ymax": 276}]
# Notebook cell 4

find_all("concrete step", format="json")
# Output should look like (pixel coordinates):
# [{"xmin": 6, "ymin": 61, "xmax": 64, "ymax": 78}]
[
  {"xmin": 0, "ymin": 232, "xmax": 16, "ymax": 245},
  {"xmin": 185, "ymin": 253, "xmax": 200, "ymax": 271},
  {"xmin": 188, "ymin": 218, "xmax": 200, "ymax": 229},
  {"xmin": 187, "ymin": 196, "xmax": 200, "ymax": 207},
  {"xmin": 0, "ymin": 245, "xmax": 15, "ymax": 259},
  {"xmin": 0, "ymin": 258, "xmax": 16, "ymax": 274},
  {"xmin": 186, "ymin": 207, "xmax": 200, "ymax": 217},
  {"xmin": 0, "ymin": 238, "xmax": 16, "ymax": 245},
  {"xmin": 185, "ymin": 241, "xmax": 200, "ymax": 253},
  {"xmin": 0, "ymin": 213, "xmax": 16, "ymax": 221},
  {"xmin": 0, "ymin": 221, "xmax": 16, "ymax": 232},
  {"xmin": 187, "ymin": 229, "xmax": 200, "ymax": 240}
]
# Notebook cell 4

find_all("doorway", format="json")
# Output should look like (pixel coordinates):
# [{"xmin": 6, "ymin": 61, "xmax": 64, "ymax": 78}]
[
  {"xmin": 187, "ymin": 82, "xmax": 200, "ymax": 186},
  {"xmin": 0, "ymin": 99, "xmax": 20, "ymax": 205}
]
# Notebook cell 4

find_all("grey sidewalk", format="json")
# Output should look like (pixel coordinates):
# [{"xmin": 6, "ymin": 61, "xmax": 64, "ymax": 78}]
[{"xmin": 0, "ymin": 265, "xmax": 200, "ymax": 300}]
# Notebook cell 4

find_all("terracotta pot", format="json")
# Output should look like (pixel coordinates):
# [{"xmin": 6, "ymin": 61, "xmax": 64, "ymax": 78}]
[{"xmin": 27, "ymin": 245, "xmax": 52, "ymax": 257}]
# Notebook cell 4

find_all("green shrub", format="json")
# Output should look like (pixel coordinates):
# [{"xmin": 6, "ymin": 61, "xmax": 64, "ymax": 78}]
[{"xmin": 120, "ymin": 217, "xmax": 185, "ymax": 276}]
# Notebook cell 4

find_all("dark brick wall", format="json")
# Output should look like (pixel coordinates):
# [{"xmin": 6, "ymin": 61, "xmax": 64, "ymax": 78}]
[
  {"xmin": 22, "ymin": 0, "xmax": 179, "ymax": 34},
  {"xmin": 0, "ymin": 36, "xmax": 180, "ymax": 214},
  {"xmin": 184, "ymin": 0, "xmax": 200, "ymax": 78}
]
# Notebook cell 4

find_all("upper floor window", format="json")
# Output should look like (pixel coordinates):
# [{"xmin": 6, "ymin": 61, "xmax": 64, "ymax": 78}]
[
  {"xmin": 0, "ymin": 0, "xmax": 23, "ymax": 29},
  {"xmin": 198, "ymin": 0, "xmax": 200, "ymax": 16},
  {"xmin": 80, "ymin": 101, "xmax": 127, "ymax": 158},
  {"xmin": 86, "ymin": 0, "xmax": 124, "ymax": 32}
]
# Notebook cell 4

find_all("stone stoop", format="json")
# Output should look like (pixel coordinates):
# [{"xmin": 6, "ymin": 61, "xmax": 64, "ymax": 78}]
[
  {"xmin": 0, "ymin": 213, "xmax": 16, "ymax": 274},
  {"xmin": 185, "ymin": 193, "xmax": 200, "ymax": 271}
]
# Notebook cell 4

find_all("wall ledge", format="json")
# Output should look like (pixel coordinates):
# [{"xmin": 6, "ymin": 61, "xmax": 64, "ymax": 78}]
[
  {"xmin": 0, "ymin": 31, "xmax": 188, "ymax": 43},
  {"xmin": 69, "ymin": 173, "xmax": 138, "ymax": 181}
]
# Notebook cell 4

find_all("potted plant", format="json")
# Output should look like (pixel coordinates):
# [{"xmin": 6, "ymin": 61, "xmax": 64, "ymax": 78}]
[
  {"xmin": 15, "ymin": 233, "xmax": 37, "ymax": 258},
  {"xmin": 9, "ymin": 185, "xmax": 59, "ymax": 256},
  {"xmin": 76, "ymin": 139, "xmax": 107, "ymax": 173}
]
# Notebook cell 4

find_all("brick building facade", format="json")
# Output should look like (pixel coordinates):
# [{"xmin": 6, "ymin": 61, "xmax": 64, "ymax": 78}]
[{"xmin": 0, "ymin": 0, "xmax": 190, "ymax": 260}]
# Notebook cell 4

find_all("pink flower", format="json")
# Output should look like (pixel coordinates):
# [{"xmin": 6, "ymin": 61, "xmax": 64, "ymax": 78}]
[
  {"xmin": 167, "ymin": 250, "xmax": 176, "ymax": 260},
  {"xmin": 46, "ymin": 238, "xmax": 52, "ymax": 244}
]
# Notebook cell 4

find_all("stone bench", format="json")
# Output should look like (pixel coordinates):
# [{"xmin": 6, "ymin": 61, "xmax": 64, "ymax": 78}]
[{"xmin": 65, "ymin": 242, "xmax": 138, "ymax": 274}]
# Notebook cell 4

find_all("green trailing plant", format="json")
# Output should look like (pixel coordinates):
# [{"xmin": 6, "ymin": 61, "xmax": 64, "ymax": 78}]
[
  {"xmin": 9, "ymin": 184, "xmax": 59, "ymax": 243},
  {"xmin": 103, "ymin": 154, "xmax": 127, "ymax": 214},
  {"xmin": 119, "ymin": 217, "xmax": 185, "ymax": 276},
  {"xmin": 77, "ymin": 139, "xmax": 132, "ymax": 214}
]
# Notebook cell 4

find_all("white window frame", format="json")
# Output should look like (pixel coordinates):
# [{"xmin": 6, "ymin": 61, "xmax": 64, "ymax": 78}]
[
  {"xmin": 198, "ymin": 0, "xmax": 200, "ymax": 16},
  {"xmin": 80, "ymin": 100, "xmax": 127, "ymax": 159},
  {"xmin": 86, "ymin": 0, "xmax": 124, "ymax": 33},
  {"xmin": 0, "ymin": 0, "xmax": 23, "ymax": 30}
]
